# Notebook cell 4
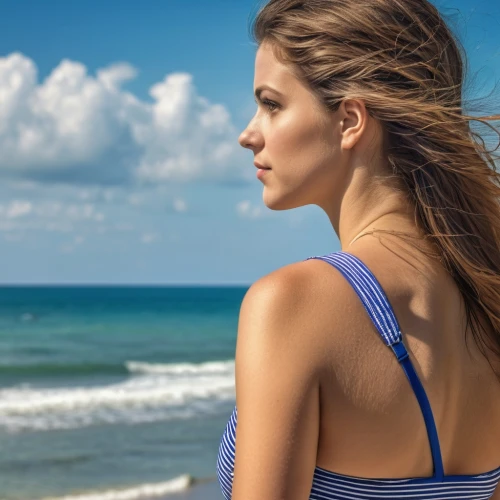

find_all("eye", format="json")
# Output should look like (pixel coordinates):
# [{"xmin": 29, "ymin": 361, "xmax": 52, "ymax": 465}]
[{"xmin": 261, "ymin": 99, "xmax": 279, "ymax": 112}]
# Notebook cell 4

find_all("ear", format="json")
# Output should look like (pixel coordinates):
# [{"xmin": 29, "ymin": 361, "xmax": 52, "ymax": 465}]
[{"xmin": 339, "ymin": 99, "xmax": 368, "ymax": 151}]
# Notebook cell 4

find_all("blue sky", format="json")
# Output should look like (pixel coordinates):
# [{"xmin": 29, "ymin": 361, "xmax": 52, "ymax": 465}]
[{"xmin": 0, "ymin": 0, "xmax": 498, "ymax": 284}]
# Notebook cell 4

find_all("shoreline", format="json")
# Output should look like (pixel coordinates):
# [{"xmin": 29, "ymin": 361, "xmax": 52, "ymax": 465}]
[{"xmin": 159, "ymin": 478, "xmax": 222, "ymax": 500}]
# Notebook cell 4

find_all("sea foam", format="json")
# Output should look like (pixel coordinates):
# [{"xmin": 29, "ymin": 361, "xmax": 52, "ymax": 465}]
[
  {"xmin": 40, "ymin": 474, "xmax": 194, "ymax": 500},
  {"xmin": 0, "ymin": 360, "xmax": 235, "ymax": 433}
]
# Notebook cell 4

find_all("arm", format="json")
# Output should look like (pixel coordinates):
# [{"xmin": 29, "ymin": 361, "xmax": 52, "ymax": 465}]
[{"xmin": 231, "ymin": 264, "xmax": 324, "ymax": 500}]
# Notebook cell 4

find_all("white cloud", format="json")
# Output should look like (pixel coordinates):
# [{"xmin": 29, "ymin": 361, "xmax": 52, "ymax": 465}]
[
  {"xmin": 127, "ymin": 193, "xmax": 144, "ymax": 206},
  {"xmin": 97, "ymin": 63, "xmax": 138, "ymax": 91},
  {"xmin": 173, "ymin": 197, "xmax": 188, "ymax": 213},
  {"xmin": 141, "ymin": 232, "xmax": 160, "ymax": 244},
  {"xmin": 133, "ymin": 73, "xmax": 243, "ymax": 183},
  {"xmin": 0, "ymin": 198, "xmax": 104, "ymax": 232},
  {"xmin": 5, "ymin": 200, "xmax": 32, "ymax": 218},
  {"xmin": 0, "ymin": 54, "xmax": 137, "ymax": 182},
  {"xmin": 0, "ymin": 53, "xmax": 246, "ymax": 185},
  {"xmin": 236, "ymin": 200, "xmax": 267, "ymax": 219}
]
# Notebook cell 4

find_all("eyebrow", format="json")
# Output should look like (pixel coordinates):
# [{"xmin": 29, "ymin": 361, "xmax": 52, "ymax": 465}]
[{"xmin": 254, "ymin": 85, "xmax": 284, "ymax": 101}]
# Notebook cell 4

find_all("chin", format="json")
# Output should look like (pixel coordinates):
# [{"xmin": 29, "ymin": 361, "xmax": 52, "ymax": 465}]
[{"xmin": 262, "ymin": 190, "xmax": 308, "ymax": 211}]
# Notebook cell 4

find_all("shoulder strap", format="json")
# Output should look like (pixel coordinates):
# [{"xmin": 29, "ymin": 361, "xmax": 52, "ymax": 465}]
[{"xmin": 306, "ymin": 251, "xmax": 445, "ymax": 480}]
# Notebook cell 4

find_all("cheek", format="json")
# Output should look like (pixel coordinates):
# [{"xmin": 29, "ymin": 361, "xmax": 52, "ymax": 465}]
[{"xmin": 269, "ymin": 115, "xmax": 335, "ymax": 178}]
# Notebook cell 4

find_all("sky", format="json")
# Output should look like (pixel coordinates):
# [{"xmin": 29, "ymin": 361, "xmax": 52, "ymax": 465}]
[{"xmin": 0, "ymin": 0, "xmax": 498, "ymax": 284}]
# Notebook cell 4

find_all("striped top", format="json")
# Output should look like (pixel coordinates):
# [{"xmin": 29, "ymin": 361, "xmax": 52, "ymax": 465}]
[{"xmin": 217, "ymin": 251, "xmax": 500, "ymax": 499}]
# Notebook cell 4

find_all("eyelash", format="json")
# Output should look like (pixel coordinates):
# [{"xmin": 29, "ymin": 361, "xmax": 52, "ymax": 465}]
[{"xmin": 260, "ymin": 99, "xmax": 279, "ymax": 113}]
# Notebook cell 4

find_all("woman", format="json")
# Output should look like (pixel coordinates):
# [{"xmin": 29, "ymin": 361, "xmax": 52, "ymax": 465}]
[{"xmin": 217, "ymin": 0, "xmax": 500, "ymax": 498}]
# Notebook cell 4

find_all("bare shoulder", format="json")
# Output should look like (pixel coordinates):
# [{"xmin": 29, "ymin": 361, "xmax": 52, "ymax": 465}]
[
  {"xmin": 243, "ymin": 256, "xmax": 354, "ymax": 304},
  {"xmin": 239, "ymin": 257, "xmax": 355, "ymax": 360},
  {"xmin": 241, "ymin": 256, "xmax": 352, "ymax": 319}
]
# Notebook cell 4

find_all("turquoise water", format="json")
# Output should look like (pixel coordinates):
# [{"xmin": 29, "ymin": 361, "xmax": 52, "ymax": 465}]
[{"xmin": 0, "ymin": 286, "xmax": 245, "ymax": 499}]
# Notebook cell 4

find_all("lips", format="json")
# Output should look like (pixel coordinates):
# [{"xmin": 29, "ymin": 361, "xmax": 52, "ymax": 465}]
[{"xmin": 254, "ymin": 161, "xmax": 271, "ymax": 170}]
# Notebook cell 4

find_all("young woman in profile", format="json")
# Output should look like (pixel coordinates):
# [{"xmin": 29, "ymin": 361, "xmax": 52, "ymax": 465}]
[{"xmin": 216, "ymin": 0, "xmax": 500, "ymax": 498}]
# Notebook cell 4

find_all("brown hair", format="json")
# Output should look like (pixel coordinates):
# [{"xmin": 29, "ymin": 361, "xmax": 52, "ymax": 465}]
[{"xmin": 251, "ymin": 0, "xmax": 500, "ymax": 375}]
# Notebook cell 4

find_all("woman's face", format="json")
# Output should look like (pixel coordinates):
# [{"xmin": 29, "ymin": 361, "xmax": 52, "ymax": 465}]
[{"xmin": 238, "ymin": 42, "xmax": 346, "ymax": 211}]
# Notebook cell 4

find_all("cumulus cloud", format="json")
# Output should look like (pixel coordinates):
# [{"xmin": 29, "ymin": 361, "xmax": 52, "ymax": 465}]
[
  {"xmin": 0, "ymin": 53, "xmax": 246, "ymax": 185},
  {"xmin": 0, "ymin": 55, "xmax": 138, "ymax": 183},
  {"xmin": 134, "ymin": 73, "xmax": 242, "ymax": 183}
]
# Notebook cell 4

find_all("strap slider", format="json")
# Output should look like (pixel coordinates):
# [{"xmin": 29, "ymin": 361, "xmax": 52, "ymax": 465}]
[{"xmin": 391, "ymin": 340, "xmax": 409, "ymax": 362}]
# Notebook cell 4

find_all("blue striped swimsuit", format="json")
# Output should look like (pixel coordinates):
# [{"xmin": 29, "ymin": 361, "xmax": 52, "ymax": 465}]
[{"xmin": 217, "ymin": 251, "xmax": 500, "ymax": 499}]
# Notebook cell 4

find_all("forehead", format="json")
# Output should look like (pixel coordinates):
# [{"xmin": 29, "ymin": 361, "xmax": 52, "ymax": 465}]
[{"xmin": 254, "ymin": 43, "xmax": 296, "ymax": 92}]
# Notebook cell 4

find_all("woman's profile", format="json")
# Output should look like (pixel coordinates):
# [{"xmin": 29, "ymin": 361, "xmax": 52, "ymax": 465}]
[{"xmin": 217, "ymin": 0, "xmax": 500, "ymax": 498}]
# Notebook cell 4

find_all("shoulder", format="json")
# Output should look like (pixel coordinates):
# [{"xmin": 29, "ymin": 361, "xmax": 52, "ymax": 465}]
[
  {"xmin": 238, "ymin": 255, "xmax": 354, "ymax": 364},
  {"xmin": 244, "ymin": 253, "xmax": 347, "ymax": 295},
  {"xmin": 241, "ymin": 258, "xmax": 319, "ymax": 311},
  {"xmin": 241, "ymin": 256, "xmax": 339, "ymax": 318},
  {"xmin": 241, "ymin": 254, "xmax": 355, "ymax": 313}
]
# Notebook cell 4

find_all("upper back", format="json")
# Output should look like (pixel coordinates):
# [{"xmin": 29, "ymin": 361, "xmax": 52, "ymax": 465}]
[{"xmin": 305, "ymin": 238, "xmax": 500, "ymax": 478}]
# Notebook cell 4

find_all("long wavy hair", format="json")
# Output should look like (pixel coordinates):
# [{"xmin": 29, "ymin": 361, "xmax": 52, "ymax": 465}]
[{"xmin": 251, "ymin": 0, "xmax": 500, "ymax": 376}]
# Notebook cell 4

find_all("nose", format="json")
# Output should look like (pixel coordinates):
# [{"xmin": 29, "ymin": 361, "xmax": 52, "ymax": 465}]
[{"xmin": 238, "ymin": 120, "xmax": 263, "ymax": 151}]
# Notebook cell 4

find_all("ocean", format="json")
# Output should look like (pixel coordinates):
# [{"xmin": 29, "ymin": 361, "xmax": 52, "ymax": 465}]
[{"xmin": 0, "ymin": 286, "xmax": 245, "ymax": 500}]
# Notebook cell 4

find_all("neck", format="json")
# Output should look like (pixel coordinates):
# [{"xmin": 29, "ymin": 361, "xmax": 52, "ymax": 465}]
[{"xmin": 318, "ymin": 165, "xmax": 421, "ymax": 251}]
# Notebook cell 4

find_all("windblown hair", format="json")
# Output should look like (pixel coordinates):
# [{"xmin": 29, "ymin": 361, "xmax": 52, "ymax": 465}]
[{"xmin": 251, "ymin": 0, "xmax": 500, "ymax": 375}]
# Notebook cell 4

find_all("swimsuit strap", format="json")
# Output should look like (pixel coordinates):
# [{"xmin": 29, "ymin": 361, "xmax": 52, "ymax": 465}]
[{"xmin": 306, "ymin": 251, "xmax": 445, "ymax": 480}]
